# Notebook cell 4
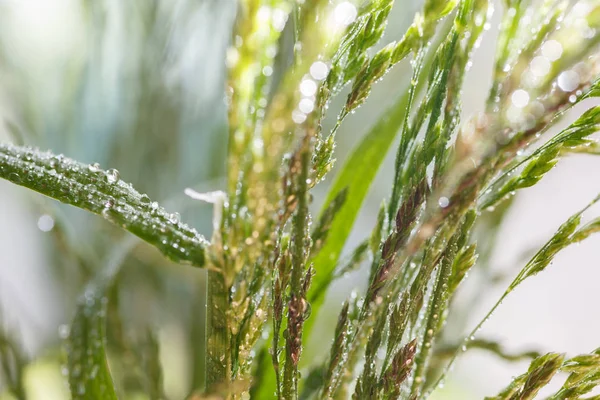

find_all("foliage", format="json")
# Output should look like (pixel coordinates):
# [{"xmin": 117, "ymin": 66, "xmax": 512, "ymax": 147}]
[{"xmin": 1, "ymin": 0, "xmax": 600, "ymax": 399}]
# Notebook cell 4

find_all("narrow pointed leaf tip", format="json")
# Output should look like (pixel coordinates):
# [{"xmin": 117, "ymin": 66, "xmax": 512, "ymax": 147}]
[{"xmin": 0, "ymin": 143, "xmax": 208, "ymax": 266}]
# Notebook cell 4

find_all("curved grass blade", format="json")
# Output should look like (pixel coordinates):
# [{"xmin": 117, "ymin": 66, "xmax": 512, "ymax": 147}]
[{"xmin": 0, "ymin": 143, "xmax": 208, "ymax": 267}]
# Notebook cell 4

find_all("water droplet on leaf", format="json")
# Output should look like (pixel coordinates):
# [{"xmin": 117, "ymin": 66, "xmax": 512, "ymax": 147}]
[
  {"xmin": 169, "ymin": 212, "xmax": 181, "ymax": 224},
  {"xmin": 106, "ymin": 168, "xmax": 120, "ymax": 184},
  {"xmin": 58, "ymin": 324, "xmax": 70, "ymax": 339},
  {"xmin": 88, "ymin": 163, "xmax": 101, "ymax": 173}
]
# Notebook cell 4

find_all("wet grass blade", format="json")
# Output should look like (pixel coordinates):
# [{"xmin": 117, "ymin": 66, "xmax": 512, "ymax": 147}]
[
  {"xmin": 0, "ymin": 143, "xmax": 208, "ymax": 267},
  {"xmin": 67, "ymin": 288, "xmax": 118, "ymax": 400},
  {"xmin": 66, "ymin": 237, "xmax": 138, "ymax": 399}
]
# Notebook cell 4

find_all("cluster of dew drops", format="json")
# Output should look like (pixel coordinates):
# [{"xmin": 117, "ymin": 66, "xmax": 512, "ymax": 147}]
[{"xmin": 82, "ymin": 161, "xmax": 210, "ymax": 261}]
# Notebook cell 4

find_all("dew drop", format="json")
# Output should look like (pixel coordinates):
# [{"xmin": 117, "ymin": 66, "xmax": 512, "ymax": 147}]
[
  {"xmin": 88, "ymin": 163, "xmax": 101, "ymax": 173},
  {"xmin": 226, "ymin": 47, "xmax": 239, "ymax": 67},
  {"xmin": 438, "ymin": 197, "xmax": 450, "ymax": 208},
  {"xmin": 511, "ymin": 89, "xmax": 530, "ymax": 108},
  {"xmin": 106, "ymin": 168, "xmax": 120, "ymax": 184},
  {"xmin": 37, "ymin": 214, "xmax": 55, "ymax": 232},
  {"xmin": 262, "ymin": 65, "xmax": 273, "ymax": 77},
  {"xmin": 140, "ymin": 194, "xmax": 151, "ymax": 204},
  {"xmin": 58, "ymin": 324, "xmax": 70, "ymax": 339},
  {"xmin": 310, "ymin": 61, "xmax": 329, "ymax": 80},
  {"xmin": 541, "ymin": 40, "xmax": 563, "ymax": 61},
  {"xmin": 530, "ymin": 56, "xmax": 551, "ymax": 77},
  {"xmin": 299, "ymin": 98, "xmax": 315, "ymax": 114},
  {"xmin": 169, "ymin": 212, "xmax": 181, "ymax": 224},
  {"xmin": 300, "ymin": 78, "xmax": 317, "ymax": 97},
  {"xmin": 101, "ymin": 200, "xmax": 114, "ymax": 219},
  {"xmin": 557, "ymin": 70, "xmax": 580, "ymax": 92},
  {"xmin": 292, "ymin": 110, "xmax": 307, "ymax": 124},
  {"xmin": 333, "ymin": 2, "xmax": 357, "ymax": 27},
  {"xmin": 272, "ymin": 8, "xmax": 287, "ymax": 32}
]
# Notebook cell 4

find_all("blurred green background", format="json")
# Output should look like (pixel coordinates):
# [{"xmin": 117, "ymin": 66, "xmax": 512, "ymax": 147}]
[{"xmin": 1, "ymin": 1, "xmax": 600, "ymax": 399}]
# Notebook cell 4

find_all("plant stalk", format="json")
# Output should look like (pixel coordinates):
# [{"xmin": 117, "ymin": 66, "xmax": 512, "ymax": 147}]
[
  {"xmin": 282, "ymin": 141, "xmax": 311, "ymax": 399},
  {"xmin": 205, "ymin": 270, "xmax": 229, "ymax": 393}
]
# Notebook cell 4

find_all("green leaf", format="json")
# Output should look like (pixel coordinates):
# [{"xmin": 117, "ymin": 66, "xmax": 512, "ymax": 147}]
[
  {"xmin": 0, "ymin": 143, "xmax": 208, "ymax": 267},
  {"xmin": 67, "ymin": 286, "xmax": 118, "ymax": 400},
  {"xmin": 66, "ymin": 239, "xmax": 136, "ymax": 399}
]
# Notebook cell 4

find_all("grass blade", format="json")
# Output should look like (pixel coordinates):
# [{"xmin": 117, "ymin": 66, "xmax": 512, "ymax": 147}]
[
  {"xmin": 0, "ymin": 143, "xmax": 208, "ymax": 267},
  {"xmin": 67, "ymin": 288, "xmax": 118, "ymax": 400},
  {"xmin": 65, "ymin": 238, "xmax": 136, "ymax": 399}
]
